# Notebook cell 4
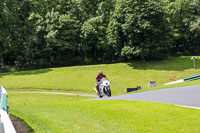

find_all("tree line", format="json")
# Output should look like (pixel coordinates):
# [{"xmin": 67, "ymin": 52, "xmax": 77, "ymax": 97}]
[{"xmin": 0, "ymin": 0, "xmax": 200, "ymax": 71}]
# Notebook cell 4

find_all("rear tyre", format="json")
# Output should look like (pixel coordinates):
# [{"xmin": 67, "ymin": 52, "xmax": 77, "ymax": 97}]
[{"xmin": 98, "ymin": 93, "xmax": 103, "ymax": 98}]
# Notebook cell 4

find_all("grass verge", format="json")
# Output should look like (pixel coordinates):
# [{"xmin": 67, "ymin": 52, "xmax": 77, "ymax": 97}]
[
  {"xmin": 8, "ymin": 92, "xmax": 200, "ymax": 133},
  {"xmin": 134, "ymin": 79, "xmax": 200, "ymax": 93}
]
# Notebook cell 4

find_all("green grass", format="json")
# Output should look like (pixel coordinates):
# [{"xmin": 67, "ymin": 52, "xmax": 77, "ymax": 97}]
[
  {"xmin": 1, "ymin": 56, "xmax": 200, "ymax": 95},
  {"xmin": 8, "ymin": 92, "xmax": 200, "ymax": 133},
  {"xmin": 5, "ymin": 56, "xmax": 200, "ymax": 133},
  {"xmin": 134, "ymin": 79, "xmax": 200, "ymax": 93}
]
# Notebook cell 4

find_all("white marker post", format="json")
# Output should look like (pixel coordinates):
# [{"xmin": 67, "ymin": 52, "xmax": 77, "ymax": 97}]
[{"xmin": 191, "ymin": 56, "xmax": 197, "ymax": 75}]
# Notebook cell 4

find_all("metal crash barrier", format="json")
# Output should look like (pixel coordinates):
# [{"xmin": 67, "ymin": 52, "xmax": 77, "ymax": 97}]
[{"xmin": 0, "ymin": 86, "xmax": 16, "ymax": 133}]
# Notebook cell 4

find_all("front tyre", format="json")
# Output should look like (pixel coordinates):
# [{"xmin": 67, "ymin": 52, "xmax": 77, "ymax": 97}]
[{"xmin": 107, "ymin": 87, "xmax": 111, "ymax": 97}]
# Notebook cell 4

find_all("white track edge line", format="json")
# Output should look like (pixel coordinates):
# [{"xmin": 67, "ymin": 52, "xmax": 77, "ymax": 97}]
[{"xmin": 175, "ymin": 104, "xmax": 200, "ymax": 110}]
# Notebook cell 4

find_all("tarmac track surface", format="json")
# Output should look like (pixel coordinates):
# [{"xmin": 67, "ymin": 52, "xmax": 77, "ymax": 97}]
[{"xmin": 90, "ymin": 85, "xmax": 200, "ymax": 109}]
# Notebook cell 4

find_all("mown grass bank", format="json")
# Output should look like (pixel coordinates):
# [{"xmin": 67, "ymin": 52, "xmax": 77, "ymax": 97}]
[
  {"xmin": 1, "ymin": 56, "xmax": 200, "ymax": 95},
  {"xmin": 8, "ymin": 92, "xmax": 200, "ymax": 133}
]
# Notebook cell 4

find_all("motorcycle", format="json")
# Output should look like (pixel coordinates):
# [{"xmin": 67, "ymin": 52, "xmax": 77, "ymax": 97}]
[{"xmin": 93, "ymin": 78, "xmax": 111, "ymax": 98}]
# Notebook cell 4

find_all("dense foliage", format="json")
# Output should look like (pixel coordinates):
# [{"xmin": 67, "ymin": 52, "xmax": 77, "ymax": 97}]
[{"xmin": 0, "ymin": 0, "xmax": 199, "ymax": 70}]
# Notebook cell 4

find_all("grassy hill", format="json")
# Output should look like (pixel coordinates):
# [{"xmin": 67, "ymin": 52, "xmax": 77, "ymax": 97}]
[
  {"xmin": 1, "ymin": 56, "xmax": 200, "ymax": 95},
  {"xmin": 5, "ymin": 56, "xmax": 200, "ymax": 133}
]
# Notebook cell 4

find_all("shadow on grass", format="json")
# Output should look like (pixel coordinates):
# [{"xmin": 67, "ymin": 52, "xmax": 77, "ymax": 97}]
[
  {"xmin": 10, "ymin": 114, "xmax": 34, "ymax": 133},
  {"xmin": 0, "ymin": 69, "xmax": 52, "ymax": 77},
  {"xmin": 127, "ymin": 56, "xmax": 199, "ymax": 71}
]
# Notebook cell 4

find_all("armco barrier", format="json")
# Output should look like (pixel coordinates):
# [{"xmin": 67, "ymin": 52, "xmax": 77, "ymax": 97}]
[
  {"xmin": 0, "ymin": 86, "xmax": 16, "ymax": 133},
  {"xmin": 0, "ymin": 88, "xmax": 8, "ymax": 113},
  {"xmin": 164, "ymin": 75, "xmax": 200, "ymax": 85},
  {"xmin": 127, "ymin": 86, "xmax": 142, "ymax": 93},
  {"xmin": 184, "ymin": 75, "xmax": 200, "ymax": 82}
]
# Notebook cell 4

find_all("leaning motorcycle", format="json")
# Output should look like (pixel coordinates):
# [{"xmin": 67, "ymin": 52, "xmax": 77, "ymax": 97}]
[{"xmin": 94, "ymin": 78, "xmax": 111, "ymax": 98}]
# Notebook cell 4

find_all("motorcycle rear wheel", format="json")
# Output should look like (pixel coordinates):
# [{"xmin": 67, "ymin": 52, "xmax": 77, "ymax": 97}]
[{"xmin": 98, "ymin": 93, "xmax": 103, "ymax": 98}]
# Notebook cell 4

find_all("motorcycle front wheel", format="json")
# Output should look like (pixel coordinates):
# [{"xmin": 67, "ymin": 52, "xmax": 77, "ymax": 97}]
[{"xmin": 106, "ymin": 87, "xmax": 111, "ymax": 97}]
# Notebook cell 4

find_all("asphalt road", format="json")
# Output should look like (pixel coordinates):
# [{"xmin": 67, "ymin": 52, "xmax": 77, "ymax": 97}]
[{"xmin": 90, "ymin": 85, "xmax": 200, "ymax": 109}]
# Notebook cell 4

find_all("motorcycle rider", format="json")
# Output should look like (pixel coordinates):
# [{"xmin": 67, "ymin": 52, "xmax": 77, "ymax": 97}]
[{"xmin": 96, "ymin": 70, "xmax": 107, "ymax": 93}]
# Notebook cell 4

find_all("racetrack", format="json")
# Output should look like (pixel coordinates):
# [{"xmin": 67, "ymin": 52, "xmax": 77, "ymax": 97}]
[
  {"xmin": 89, "ymin": 85, "xmax": 200, "ymax": 109},
  {"xmin": 10, "ymin": 85, "xmax": 200, "ymax": 109}
]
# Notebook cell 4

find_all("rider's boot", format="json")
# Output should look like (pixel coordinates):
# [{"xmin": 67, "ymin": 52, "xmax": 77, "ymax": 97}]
[
  {"xmin": 96, "ymin": 87, "xmax": 103, "ymax": 98},
  {"xmin": 96, "ymin": 87, "xmax": 100, "ymax": 94}
]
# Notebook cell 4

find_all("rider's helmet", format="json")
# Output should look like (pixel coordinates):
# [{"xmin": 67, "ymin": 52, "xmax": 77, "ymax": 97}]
[{"xmin": 98, "ymin": 70, "xmax": 103, "ymax": 76}]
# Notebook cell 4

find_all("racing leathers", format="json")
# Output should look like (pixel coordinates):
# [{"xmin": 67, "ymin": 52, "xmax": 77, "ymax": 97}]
[{"xmin": 96, "ymin": 74, "xmax": 107, "ymax": 93}]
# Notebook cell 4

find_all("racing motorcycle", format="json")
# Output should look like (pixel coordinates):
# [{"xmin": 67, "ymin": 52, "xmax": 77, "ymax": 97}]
[{"xmin": 93, "ymin": 78, "xmax": 111, "ymax": 98}]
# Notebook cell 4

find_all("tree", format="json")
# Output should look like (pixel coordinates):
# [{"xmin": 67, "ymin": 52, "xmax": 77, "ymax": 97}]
[
  {"xmin": 0, "ymin": 0, "xmax": 32, "ymax": 69},
  {"xmin": 80, "ymin": 0, "xmax": 115, "ymax": 63},
  {"xmin": 185, "ymin": 0, "xmax": 200, "ymax": 55},
  {"xmin": 107, "ymin": 0, "xmax": 170, "ymax": 61},
  {"xmin": 27, "ymin": 5, "xmax": 81, "ymax": 67}
]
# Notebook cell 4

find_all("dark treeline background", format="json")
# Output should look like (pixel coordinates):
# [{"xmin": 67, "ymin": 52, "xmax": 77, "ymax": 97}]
[{"xmin": 0, "ymin": 0, "xmax": 200, "ymax": 71}]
